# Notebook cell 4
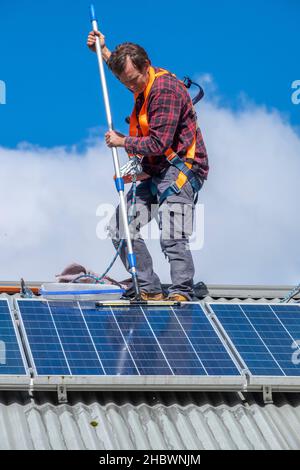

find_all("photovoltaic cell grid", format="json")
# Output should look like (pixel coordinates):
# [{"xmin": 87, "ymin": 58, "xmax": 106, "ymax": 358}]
[
  {"xmin": 0, "ymin": 300, "xmax": 27, "ymax": 375},
  {"xmin": 145, "ymin": 304, "xmax": 239, "ymax": 375},
  {"xmin": 209, "ymin": 304, "xmax": 300, "ymax": 376},
  {"xmin": 16, "ymin": 300, "xmax": 240, "ymax": 377}
]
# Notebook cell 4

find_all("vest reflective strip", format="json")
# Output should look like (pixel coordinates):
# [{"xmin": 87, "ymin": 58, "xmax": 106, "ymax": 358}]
[
  {"xmin": 129, "ymin": 67, "xmax": 167, "ymax": 138},
  {"xmin": 129, "ymin": 66, "xmax": 197, "ymax": 191}
]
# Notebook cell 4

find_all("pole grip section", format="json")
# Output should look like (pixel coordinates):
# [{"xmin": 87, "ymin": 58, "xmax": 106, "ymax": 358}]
[
  {"xmin": 115, "ymin": 177, "xmax": 125, "ymax": 193},
  {"xmin": 90, "ymin": 4, "xmax": 97, "ymax": 22},
  {"xmin": 127, "ymin": 253, "xmax": 137, "ymax": 270}
]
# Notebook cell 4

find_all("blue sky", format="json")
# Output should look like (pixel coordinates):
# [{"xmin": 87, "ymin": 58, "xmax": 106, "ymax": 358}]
[
  {"xmin": 0, "ymin": 0, "xmax": 299, "ymax": 148},
  {"xmin": 0, "ymin": 0, "xmax": 299, "ymax": 285}
]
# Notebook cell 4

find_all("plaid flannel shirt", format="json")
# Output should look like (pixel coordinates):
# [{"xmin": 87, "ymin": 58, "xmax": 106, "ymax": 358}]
[{"xmin": 124, "ymin": 68, "xmax": 209, "ymax": 179}]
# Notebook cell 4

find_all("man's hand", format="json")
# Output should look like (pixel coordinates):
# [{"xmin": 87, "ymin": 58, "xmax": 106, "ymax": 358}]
[
  {"xmin": 87, "ymin": 30, "xmax": 106, "ymax": 53},
  {"xmin": 105, "ymin": 130, "xmax": 126, "ymax": 148}
]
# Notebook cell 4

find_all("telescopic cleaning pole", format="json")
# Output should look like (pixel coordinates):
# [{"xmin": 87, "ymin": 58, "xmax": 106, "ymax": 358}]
[{"xmin": 90, "ymin": 4, "xmax": 141, "ymax": 299}]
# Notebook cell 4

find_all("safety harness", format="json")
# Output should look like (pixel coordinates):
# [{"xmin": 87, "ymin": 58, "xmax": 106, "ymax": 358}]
[{"xmin": 129, "ymin": 66, "xmax": 203, "ymax": 205}]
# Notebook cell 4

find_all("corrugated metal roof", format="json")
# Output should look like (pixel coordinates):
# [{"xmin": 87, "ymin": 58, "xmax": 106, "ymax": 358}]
[
  {"xmin": 1, "ymin": 391, "xmax": 300, "ymax": 450},
  {"xmin": 0, "ymin": 283, "xmax": 300, "ymax": 450}
]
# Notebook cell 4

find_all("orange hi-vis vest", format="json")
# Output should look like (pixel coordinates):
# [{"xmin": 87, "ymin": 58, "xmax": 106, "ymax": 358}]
[{"xmin": 129, "ymin": 66, "xmax": 200, "ymax": 198}]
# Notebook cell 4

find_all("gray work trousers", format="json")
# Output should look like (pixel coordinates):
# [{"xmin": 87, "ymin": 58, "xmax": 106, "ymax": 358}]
[{"xmin": 108, "ymin": 165, "xmax": 201, "ymax": 299}]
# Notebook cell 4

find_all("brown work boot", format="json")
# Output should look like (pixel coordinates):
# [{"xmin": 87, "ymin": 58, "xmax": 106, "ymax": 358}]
[
  {"xmin": 168, "ymin": 293, "xmax": 190, "ymax": 302},
  {"xmin": 140, "ymin": 291, "xmax": 166, "ymax": 301}
]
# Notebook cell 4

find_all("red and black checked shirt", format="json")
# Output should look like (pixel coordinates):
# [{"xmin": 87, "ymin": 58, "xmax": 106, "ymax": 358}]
[{"xmin": 124, "ymin": 68, "xmax": 209, "ymax": 179}]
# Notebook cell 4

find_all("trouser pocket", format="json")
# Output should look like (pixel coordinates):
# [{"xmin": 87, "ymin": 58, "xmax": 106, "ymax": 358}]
[{"xmin": 159, "ymin": 202, "xmax": 194, "ymax": 241}]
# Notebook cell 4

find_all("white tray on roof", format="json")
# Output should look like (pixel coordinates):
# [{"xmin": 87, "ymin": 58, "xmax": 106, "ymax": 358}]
[{"xmin": 39, "ymin": 282, "xmax": 124, "ymax": 300}]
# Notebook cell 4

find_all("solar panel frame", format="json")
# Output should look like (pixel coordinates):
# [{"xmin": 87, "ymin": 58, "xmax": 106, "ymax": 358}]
[
  {"xmin": 15, "ymin": 299, "xmax": 246, "ymax": 391},
  {"xmin": 206, "ymin": 302, "xmax": 300, "ymax": 390},
  {"xmin": 0, "ymin": 299, "xmax": 30, "ymax": 389}
]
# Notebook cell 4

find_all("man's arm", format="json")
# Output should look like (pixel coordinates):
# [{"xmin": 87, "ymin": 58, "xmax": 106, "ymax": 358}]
[
  {"xmin": 124, "ymin": 88, "xmax": 182, "ymax": 156},
  {"xmin": 105, "ymin": 88, "xmax": 182, "ymax": 151},
  {"xmin": 87, "ymin": 30, "xmax": 111, "ymax": 63}
]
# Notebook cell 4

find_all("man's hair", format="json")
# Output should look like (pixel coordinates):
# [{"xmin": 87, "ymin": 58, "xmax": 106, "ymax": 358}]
[{"xmin": 108, "ymin": 42, "xmax": 151, "ymax": 75}]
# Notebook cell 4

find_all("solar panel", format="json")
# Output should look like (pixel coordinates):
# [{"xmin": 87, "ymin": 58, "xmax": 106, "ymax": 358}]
[
  {"xmin": 0, "ymin": 299, "xmax": 27, "ymax": 375},
  {"xmin": 171, "ymin": 304, "xmax": 240, "ymax": 375},
  {"xmin": 141, "ymin": 304, "xmax": 239, "ymax": 375},
  {"xmin": 106, "ymin": 305, "xmax": 172, "ymax": 375},
  {"xmin": 208, "ymin": 303, "xmax": 300, "ymax": 377},
  {"xmin": 141, "ymin": 305, "xmax": 206, "ymax": 375},
  {"xmin": 16, "ymin": 300, "xmax": 241, "ymax": 378},
  {"xmin": 80, "ymin": 303, "xmax": 139, "ymax": 375},
  {"xmin": 17, "ymin": 300, "xmax": 104, "ymax": 376}
]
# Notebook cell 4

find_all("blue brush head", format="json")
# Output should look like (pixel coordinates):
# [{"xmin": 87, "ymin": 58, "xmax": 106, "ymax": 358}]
[{"xmin": 90, "ymin": 4, "xmax": 97, "ymax": 22}]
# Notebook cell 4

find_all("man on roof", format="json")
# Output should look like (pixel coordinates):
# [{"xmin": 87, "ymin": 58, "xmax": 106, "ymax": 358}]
[{"xmin": 87, "ymin": 31, "xmax": 209, "ymax": 302}]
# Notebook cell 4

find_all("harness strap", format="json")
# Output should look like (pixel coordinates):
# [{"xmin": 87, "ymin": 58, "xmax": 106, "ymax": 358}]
[
  {"xmin": 158, "ymin": 155, "xmax": 203, "ymax": 205},
  {"xmin": 149, "ymin": 155, "xmax": 203, "ymax": 205}
]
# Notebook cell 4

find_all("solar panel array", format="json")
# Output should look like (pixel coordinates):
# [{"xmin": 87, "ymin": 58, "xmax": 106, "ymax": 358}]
[
  {"xmin": 209, "ymin": 304, "xmax": 300, "ymax": 376},
  {"xmin": 16, "ymin": 300, "xmax": 240, "ymax": 377},
  {"xmin": 2, "ymin": 298, "xmax": 300, "ymax": 391},
  {"xmin": 0, "ymin": 300, "xmax": 27, "ymax": 375}
]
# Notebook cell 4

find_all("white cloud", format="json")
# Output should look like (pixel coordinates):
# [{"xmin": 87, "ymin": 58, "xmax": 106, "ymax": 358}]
[
  {"xmin": 197, "ymin": 100, "xmax": 300, "ymax": 285},
  {"xmin": 0, "ymin": 93, "xmax": 299, "ymax": 285},
  {"xmin": 0, "ymin": 142, "xmax": 126, "ymax": 281}
]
